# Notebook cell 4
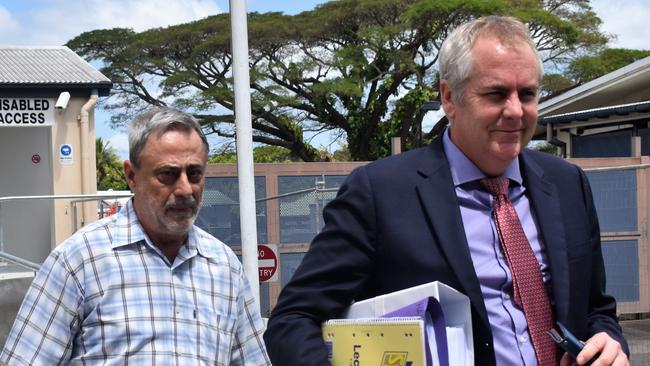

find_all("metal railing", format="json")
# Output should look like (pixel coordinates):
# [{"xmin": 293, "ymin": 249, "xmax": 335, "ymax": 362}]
[
  {"xmin": 0, "ymin": 185, "xmax": 339, "ymax": 269},
  {"xmin": 253, "ymin": 181, "xmax": 338, "ymax": 203},
  {"xmin": 0, "ymin": 193, "xmax": 133, "ymax": 266},
  {"xmin": 0, "ymin": 250, "xmax": 40, "ymax": 272},
  {"xmin": 582, "ymin": 163, "xmax": 650, "ymax": 172}
]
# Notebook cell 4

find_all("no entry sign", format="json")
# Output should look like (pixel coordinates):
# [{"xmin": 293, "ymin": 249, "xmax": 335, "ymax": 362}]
[{"xmin": 258, "ymin": 244, "xmax": 278, "ymax": 282}]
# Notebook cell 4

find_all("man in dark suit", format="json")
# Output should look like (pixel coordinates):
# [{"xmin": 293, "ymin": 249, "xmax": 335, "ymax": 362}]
[{"xmin": 264, "ymin": 16, "xmax": 629, "ymax": 365}]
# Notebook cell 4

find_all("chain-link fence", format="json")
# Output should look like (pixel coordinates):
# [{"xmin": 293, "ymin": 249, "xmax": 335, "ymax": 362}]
[
  {"xmin": 196, "ymin": 175, "xmax": 345, "ymax": 247},
  {"xmin": 195, "ymin": 174, "xmax": 345, "ymax": 317}
]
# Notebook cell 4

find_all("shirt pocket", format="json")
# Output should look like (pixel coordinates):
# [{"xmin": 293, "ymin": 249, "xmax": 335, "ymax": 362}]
[{"xmin": 194, "ymin": 307, "xmax": 237, "ymax": 363}]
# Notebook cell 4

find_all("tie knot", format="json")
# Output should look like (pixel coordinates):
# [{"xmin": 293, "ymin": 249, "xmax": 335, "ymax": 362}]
[{"xmin": 480, "ymin": 177, "xmax": 510, "ymax": 196}]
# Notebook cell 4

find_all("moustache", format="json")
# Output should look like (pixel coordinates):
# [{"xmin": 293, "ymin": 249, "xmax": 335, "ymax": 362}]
[{"xmin": 164, "ymin": 197, "xmax": 198, "ymax": 211}]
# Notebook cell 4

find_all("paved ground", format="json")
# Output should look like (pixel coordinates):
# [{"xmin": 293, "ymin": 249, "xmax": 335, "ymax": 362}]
[{"xmin": 621, "ymin": 318, "xmax": 650, "ymax": 365}]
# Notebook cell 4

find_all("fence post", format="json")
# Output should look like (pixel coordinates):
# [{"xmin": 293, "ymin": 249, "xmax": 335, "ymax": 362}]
[{"xmin": 391, "ymin": 137, "xmax": 401, "ymax": 155}]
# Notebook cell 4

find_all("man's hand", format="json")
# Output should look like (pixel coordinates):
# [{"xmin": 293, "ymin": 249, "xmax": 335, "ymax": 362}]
[{"xmin": 559, "ymin": 332, "xmax": 629, "ymax": 366}]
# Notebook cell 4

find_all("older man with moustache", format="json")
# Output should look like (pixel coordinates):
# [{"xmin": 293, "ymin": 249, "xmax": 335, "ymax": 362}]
[{"xmin": 1, "ymin": 107, "xmax": 270, "ymax": 365}]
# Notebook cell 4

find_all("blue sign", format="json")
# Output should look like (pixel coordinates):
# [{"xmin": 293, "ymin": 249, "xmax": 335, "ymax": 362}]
[{"xmin": 60, "ymin": 144, "xmax": 72, "ymax": 156}]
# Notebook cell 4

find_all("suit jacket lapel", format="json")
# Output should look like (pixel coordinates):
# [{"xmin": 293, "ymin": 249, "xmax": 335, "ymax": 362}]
[
  {"xmin": 415, "ymin": 137, "xmax": 491, "ymax": 328},
  {"xmin": 520, "ymin": 151, "xmax": 570, "ymax": 323}
]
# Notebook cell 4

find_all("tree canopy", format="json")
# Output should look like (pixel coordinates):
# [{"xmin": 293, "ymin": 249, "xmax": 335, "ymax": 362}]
[
  {"xmin": 540, "ymin": 48, "xmax": 650, "ymax": 98},
  {"xmin": 208, "ymin": 144, "xmax": 351, "ymax": 163},
  {"xmin": 209, "ymin": 145, "xmax": 299, "ymax": 163},
  {"xmin": 68, "ymin": 0, "xmax": 609, "ymax": 161},
  {"xmin": 567, "ymin": 48, "xmax": 650, "ymax": 84}
]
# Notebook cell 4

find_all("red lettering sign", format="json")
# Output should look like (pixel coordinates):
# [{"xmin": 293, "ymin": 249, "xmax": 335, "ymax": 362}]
[{"xmin": 258, "ymin": 244, "xmax": 278, "ymax": 282}]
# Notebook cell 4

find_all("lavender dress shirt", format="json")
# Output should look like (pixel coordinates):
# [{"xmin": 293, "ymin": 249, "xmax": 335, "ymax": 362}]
[{"xmin": 443, "ymin": 130, "xmax": 552, "ymax": 365}]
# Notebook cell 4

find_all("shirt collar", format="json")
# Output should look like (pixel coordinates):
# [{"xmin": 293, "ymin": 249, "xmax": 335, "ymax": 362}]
[
  {"xmin": 110, "ymin": 198, "xmax": 219, "ymax": 259},
  {"xmin": 192, "ymin": 228, "xmax": 222, "ymax": 259},
  {"xmin": 109, "ymin": 199, "xmax": 147, "ymax": 249},
  {"xmin": 442, "ymin": 128, "xmax": 522, "ymax": 187}
]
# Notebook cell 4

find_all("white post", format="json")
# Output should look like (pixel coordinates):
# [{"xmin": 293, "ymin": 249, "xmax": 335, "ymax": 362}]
[
  {"xmin": 229, "ymin": 0, "xmax": 260, "ymax": 308},
  {"xmin": 631, "ymin": 135, "xmax": 642, "ymax": 157},
  {"xmin": 391, "ymin": 137, "xmax": 401, "ymax": 155}
]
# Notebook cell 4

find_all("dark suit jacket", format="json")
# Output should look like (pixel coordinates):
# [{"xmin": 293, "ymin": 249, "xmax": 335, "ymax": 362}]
[{"xmin": 264, "ymin": 136, "xmax": 628, "ymax": 365}]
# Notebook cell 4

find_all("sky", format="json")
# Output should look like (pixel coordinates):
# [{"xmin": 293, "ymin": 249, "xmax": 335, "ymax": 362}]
[{"xmin": 1, "ymin": 0, "xmax": 649, "ymax": 159}]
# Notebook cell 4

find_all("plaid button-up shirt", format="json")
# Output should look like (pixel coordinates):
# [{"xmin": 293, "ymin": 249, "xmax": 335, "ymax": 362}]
[{"xmin": 1, "ymin": 200, "xmax": 271, "ymax": 365}]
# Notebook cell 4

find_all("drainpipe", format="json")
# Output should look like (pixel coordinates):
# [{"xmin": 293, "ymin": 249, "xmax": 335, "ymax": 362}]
[{"xmin": 78, "ymin": 89, "xmax": 98, "ymax": 226}]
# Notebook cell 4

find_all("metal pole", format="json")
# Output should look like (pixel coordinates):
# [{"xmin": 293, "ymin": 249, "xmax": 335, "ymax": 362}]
[
  {"xmin": 230, "ymin": 0, "xmax": 260, "ymax": 307},
  {"xmin": 72, "ymin": 204, "xmax": 78, "ymax": 233},
  {"xmin": 0, "ymin": 251, "xmax": 40, "ymax": 272}
]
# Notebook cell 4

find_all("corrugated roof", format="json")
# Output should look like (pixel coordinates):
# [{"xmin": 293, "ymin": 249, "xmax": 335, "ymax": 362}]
[
  {"xmin": 0, "ymin": 46, "xmax": 111, "ymax": 89},
  {"xmin": 539, "ymin": 100, "xmax": 650, "ymax": 125}
]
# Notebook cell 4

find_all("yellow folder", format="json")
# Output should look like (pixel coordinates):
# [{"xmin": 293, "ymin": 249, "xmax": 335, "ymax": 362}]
[{"xmin": 322, "ymin": 317, "xmax": 425, "ymax": 366}]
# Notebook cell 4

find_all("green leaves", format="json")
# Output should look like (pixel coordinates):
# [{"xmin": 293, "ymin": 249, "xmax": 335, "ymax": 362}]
[
  {"xmin": 540, "ymin": 73, "xmax": 574, "ymax": 98},
  {"xmin": 540, "ymin": 48, "xmax": 650, "ymax": 98},
  {"xmin": 69, "ymin": 0, "xmax": 613, "ymax": 162},
  {"xmin": 568, "ymin": 48, "xmax": 650, "ymax": 84},
  {"xmin": 96, "ymin": 138, "xmax": 128, "ymax": 191},
  {"xmin": 208, "ymin": 145, "xmax": 299, "ymax": 163}
]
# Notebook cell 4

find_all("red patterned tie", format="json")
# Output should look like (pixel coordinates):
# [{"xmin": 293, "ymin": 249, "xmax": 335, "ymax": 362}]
[{"xmin": 481, "ymin": 177, "xmax": 558, "ymax": 365}]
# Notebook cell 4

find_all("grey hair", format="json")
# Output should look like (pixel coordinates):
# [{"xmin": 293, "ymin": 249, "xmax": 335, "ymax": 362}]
[
  {"xmin": 128, "ymin": 107, "xmax": 209, "ymax": 167},
  {"xmin": 439, "ymin": 16, "xmax": 543, "ymax": 104}
]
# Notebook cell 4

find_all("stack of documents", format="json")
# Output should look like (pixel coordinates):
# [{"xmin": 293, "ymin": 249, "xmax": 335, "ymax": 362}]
[{"xmin": 323, "ymin": 281, "xmax": 473, "ymax": 366}]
